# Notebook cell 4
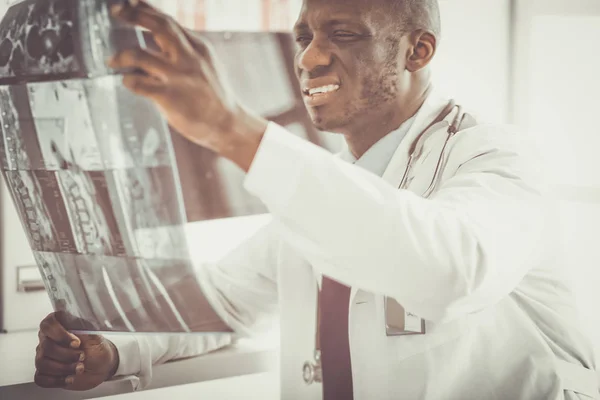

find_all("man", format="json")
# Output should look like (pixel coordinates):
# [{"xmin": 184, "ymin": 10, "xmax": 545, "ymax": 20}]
[{"xmin": 34, "ymin": 0, "xmax": 599, "ymax": 399}]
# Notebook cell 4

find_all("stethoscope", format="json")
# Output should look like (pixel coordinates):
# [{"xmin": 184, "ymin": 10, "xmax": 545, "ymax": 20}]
[
  {"xmin": 398, "ymin": 99, "xmax": 467, "ymax": 197},
  {"xmin": 303, "ymin": 100, "xmax": 468, "ymax": 386}
]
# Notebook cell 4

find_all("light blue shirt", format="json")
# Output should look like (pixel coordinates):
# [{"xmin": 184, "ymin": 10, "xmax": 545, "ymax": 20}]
[{"xmin": 340, "ymin": 115, "xmax": 416, "ymax": 176}]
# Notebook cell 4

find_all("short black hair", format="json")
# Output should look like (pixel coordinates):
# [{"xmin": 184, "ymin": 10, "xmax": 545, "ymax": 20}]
[{"xmin": 386, "ymin": 0, "xmax": 442, "ymax": 38}]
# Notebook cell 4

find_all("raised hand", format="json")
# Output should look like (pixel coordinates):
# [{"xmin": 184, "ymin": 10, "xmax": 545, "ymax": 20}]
[
  {"xmin": 108, "ymin": 0, "xmax": 268, "ymax": 171},
  {"xmin": 35, "ymin": 312, "xmax": 119, "ymax": 391}
]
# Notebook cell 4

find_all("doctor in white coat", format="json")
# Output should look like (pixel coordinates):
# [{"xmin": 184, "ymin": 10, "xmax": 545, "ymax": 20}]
[{"xmin": 34, "ymin": 0, "xmax": 599, "ymax": 399}]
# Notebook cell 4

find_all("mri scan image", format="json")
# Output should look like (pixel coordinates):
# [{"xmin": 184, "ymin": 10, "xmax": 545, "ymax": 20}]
[
  {"xmin": 0, "ymin": 0, "xmax": 336, "ymax": 333},
  {"xmin": 57, "ymin": 169, "xmax": 129, "ymax": 256},
  {"xmin": 26, "ymin": 80, "xmax": 103, "ymax": 170},
  {"xmin": 0, "ymin": 85, "xmax": 33, "ymax": 170},
  {"xmin": 5, "ymin": 170, "xmax": 73, "ymax": 252},
  {"xmin": 0, "ymin": 0, "xmax": 79, "ymax": 79},
  {"xmin": 34, "ymin": 251, "xmax": 100, "ymax": 330}
]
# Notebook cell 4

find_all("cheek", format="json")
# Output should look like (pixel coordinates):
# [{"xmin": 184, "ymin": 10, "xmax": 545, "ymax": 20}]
[
  {"xmin": 345, "ymin": 50, "xmax": 374, "ymax": 78},
  {"xmin": 338, "ymin": 53, "xmax": 374, "ymax": 100},
  {"xmin": 358, "ymin": 60, "xmax": 399, "ymax": 102},
  {"xmin": 355, "ymin": 50, "xmax": 401, "ymax": 101}
]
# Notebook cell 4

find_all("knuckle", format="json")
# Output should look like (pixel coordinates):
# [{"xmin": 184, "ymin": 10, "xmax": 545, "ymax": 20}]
[
  {"xmin": 164, "ymin": 16, "xmax": 179, "ymax": 33},
  {"xmin": 71, "ymin": 352, "xmax": 82, "ymax": 363},
  {"xmin": 34, "ymin": 372, "xmax": 47, "ymax": 388},
  {"xmin": 130, "ymin": 48, "xmax": 146, "ymax": 61},
  {"xmin": 39, "ymin": 320, "xmax": 51, "ymax": 333},
  {"xmin": 124, "ymin": 75, "xmax": 140, "ymax": 90},
  {"xmin": 45, "ymin": 314, "xmax": 59, "ymax": 331},
  {"xmin": 113, "ymin": 50, "xmax": 127, "ymax": 63},
  {"xmin": 57, "ymin": 361, "xmax": 72, "ymax": 374},
  {"xmin": 111, "ymin": 51, "xmax": 123, "ymax": 64},
  {"xmin": 194, "ymin": 36, "xmax": 208, "ymax": 50},
  {"xmin": 47, "ymin": 322, "xmax": 62, "ymax": 339},
  {"xmin": 120, "ymin": 4, "xmax": 137, "ymax": 21},
  {"xmin": 113, "ymin": 49, "xmax": 141, "ymax": 66},
  {"xmin": 118, "ymin": 49, "xmax": 136, "ymax": 64},
  {"xmin": 123, "ymin": 76, "xmax": 147, "ymax": 93},
  {"xmin": 192, "ymin": 39, "xmax": 211, "ymax": 58},
  {"xmin": 35, "ymin": 353, "xmax": 45, "ymax": 368},
  {"xmin": 201, "ymin": 38, "xmax": 216, "ymax": 54},
  {"xmin": 43, "ymin": 340, "xmax": 63, "ymax": 360},
  {"xmin": 68, "ymin": 361, "xmax": 79, "ymax": 374},
  {"xmin": 39, "ymin": 315, "xmax": 50, "ymax": 330}
]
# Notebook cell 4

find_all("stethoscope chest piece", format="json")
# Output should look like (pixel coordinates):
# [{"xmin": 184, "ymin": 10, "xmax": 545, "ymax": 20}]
[{"xmin": 303, "ymin": 350, "xmax": 322, "ymax": 385}]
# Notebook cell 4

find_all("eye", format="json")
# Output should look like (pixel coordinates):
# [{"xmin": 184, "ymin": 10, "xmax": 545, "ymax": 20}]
[
  {"xmin": 331, "ymin": 31, "xmax": 359, "ymax": 41},
  {"xmin": 295, "ymin": 35, "xmax": 313, "ymax": 46}
]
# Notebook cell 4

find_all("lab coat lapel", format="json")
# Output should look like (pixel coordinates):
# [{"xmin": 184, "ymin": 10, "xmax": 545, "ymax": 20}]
[
  {"xmin": 381, "ymin": 89, "xmax": 453, "ymax": 187},
  {"xmin": 349, "ymin": 88, "xmax": 452, "ymax": 304}
]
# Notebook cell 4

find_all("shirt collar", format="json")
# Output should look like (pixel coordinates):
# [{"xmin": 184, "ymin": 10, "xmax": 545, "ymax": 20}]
[{"xmin": 339, "ymin": 113, "xmax": 417, "ymax": 177}]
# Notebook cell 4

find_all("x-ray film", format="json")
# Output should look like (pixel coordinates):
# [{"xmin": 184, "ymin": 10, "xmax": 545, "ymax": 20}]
[{"xmin": 0, "ymin": 0, "xmax": 334, "ymax": 333}]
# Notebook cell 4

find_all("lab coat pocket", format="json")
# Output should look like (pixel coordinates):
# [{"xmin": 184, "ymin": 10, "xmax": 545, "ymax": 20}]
[{"xmin": 391, "ymin": 314, "xmax": 470, "ymax": 362}]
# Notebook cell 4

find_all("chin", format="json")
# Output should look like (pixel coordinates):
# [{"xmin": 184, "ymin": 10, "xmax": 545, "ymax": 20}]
[
  {"xmin": 311, "ymin": 119, "xmax": 339, "ymax": 133},
  {"xmin": 308, "ymin": 109, "xmax": 350, "ymax": 134}
]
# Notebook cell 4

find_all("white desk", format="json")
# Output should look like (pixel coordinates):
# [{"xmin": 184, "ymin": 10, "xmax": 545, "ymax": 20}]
[
  {"xmin": 0, "ymin": 330, "xmax": 278, "ymax": 400},
  {"xmin": 94, "ymin": 372, "xmax": 279, "ymax": 400}
]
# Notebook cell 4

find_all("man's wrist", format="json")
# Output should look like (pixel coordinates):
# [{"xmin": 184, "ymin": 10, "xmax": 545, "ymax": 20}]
[{"xmin": 218, "ymin": 110, "xmax": 268, "ymax": 172}]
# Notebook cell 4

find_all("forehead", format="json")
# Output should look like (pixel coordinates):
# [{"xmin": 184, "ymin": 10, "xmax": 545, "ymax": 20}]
[{"xmin": 294, "ymin": 0, "xmax": 389, "ymax": 29}]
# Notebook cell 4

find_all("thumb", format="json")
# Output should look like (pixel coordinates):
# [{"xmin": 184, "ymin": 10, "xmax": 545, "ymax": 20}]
[
  {"xmin": 52, "ymin": 302, "xmax": 82, "ymax": 348},
  {"xmin": 69, "ymin": 334, "xmax": 82, "ymax": 349},
  {"xmin": 76, "ymin": 332, "xmax": 105, "ymax": 347},
  {"xmin": 54, "ymin": 308, "xmax": 100, "ymax": 343}
]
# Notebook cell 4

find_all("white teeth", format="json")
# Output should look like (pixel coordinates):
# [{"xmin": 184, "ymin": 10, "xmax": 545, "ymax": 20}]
[{"xmin": 308, "ymin": 84, "xmax": 340, "ymax": 96}]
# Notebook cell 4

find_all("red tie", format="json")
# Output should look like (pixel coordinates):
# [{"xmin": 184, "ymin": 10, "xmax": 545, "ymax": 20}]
[{"xmin": 319, "ymin": 276, "xmax": 354, "ymax": 400}]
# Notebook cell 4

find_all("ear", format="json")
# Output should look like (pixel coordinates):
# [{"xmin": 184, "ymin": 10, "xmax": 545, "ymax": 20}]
[{"xmin": 406, "ymin": 30, "xmax": 437, "ymax": 72}]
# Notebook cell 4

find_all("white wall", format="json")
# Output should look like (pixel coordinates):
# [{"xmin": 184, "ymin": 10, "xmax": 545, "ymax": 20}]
[
  {"xmin": 433, "ymin": 0, "xmax": 511, "ymax": 123},
  {"xmin": 0, "ymin": 0, "xmax": 9, "ymax": 14},
  {"xmin": 512, "ymin": 0, "xmax": 600, "ymax": 360}
]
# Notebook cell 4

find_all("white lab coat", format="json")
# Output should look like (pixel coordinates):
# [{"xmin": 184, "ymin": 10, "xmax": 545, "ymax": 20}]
[{"xmin": 109, "ymin": 91, "xmax": 599, "ymax": 399}]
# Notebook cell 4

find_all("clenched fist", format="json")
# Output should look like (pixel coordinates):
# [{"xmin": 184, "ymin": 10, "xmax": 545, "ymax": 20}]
[
  {"xmin": 108, "ymin": 0, "xmax": 268, "ymax": 172},
  {"xmin": 35, "ymin": 312, "xmax": 119, "ymax": 391}
]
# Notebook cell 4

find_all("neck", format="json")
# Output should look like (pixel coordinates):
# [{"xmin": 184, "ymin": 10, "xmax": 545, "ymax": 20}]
[{"xmin": 344, "ymin": 83, "xmax": 433, "ymax": 159}]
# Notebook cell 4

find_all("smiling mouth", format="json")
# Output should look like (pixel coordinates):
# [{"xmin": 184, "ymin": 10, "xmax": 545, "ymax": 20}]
[{"xmin": 303, "ymin": 84, "xmax": 341, "ymax": 97}]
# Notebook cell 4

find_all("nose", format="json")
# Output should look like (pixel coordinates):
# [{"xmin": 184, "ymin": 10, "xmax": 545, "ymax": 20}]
[{"xmin": 296, "ymin": 38, "xmax": 332, "ymax": 75}]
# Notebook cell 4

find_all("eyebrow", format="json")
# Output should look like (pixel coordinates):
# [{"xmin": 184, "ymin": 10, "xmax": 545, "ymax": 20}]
[
  {"xmin": 293, "ymin": 18, "xmax": 367, "ymax": 33},
  {"xmin": 293, "ymin": 22, "xmax": 309, "ymax": 33},
  {"xmin": 325, "ymin": 18, "xmax": 364, "ymax": 27}
]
